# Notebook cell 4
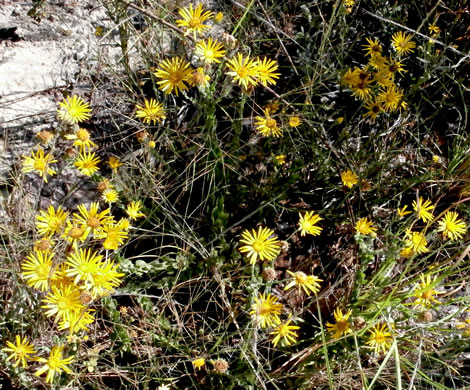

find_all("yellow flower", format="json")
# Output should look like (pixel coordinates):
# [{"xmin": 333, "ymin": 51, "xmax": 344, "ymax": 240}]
[
  {"xmin": 88, "ymin": 259, "xmax": 124, "ymax": 298},
  {"xmin": 58, "ymin": 308, "xmax": 95, "ymax": 337},
  {"xmin": 189, "ymin": 67, "xmax": 210, "ymax": 87},
  {"xmin": 108, "ymin": 156, "xmax": 123, "ymax": 171},
  {"xmin": 341, "ymin": 170, "xmax": 358, "ymax": 188},
  {"xmin": 432, "ymin": 155, "xmax": 440, "ymax": 163},
  {"xmin": 344, "ymin": 0, "xmax": 355, "ymax": 6},
  {"xmin": 362, "ymin": 37, "xmax": 382, "ymax": 57},
  {"xmin": 250, "ymin": 293, "xmax": 282, "ymax": 328},
  {"xmin": 386, "ymin": 57, "xmax": 406, "ymax": 76},
  {"xmin": 372, "ymin": 69, "xmax": 393, "ymax": 88},
  {"xmin": 239, "ymin": 226, "xmax": 281, "ymax": 264},
  {"xmin": 22, "ymin": 147, "xmax": 57, "ymax": 183},
  {"xmin": 154, "ymin": 57, "xmax": 193, "ymax": 96},
  {"xmin": 437, "ymin": 211, "xmax": 467, "ymax": 241},
  {"xmin": 35, "ymin": 345, "xmax": 74, "ymax": 384},
  {"xmin": 412, "ymin": 197, "xmax": 435, "ymax": 223},
  {"xmin": 366, "ymin": 323, "xmax": 393, "ymax": 353},
  {"xmin": 275, "ymin": 154, "xmax": 286, "ymax": 165},
  {"xmin": 226, "ymin": 53, "xmax": 259, "ymax": 89},
  {"xmin": 195, "ymin": 37, "xmax": 226, "ymax": 64},
  {"xmin": 36, "ymin": 205, "xmax": 69, "ymax": 237},
  {"xmin": 363, "ymin": 101, "xmax": 382, "ymax": 121},
  {"xmin": 96, "ymin": 219, "xmax": 129, "ymax": 250},
  {"xmin": 74, "ymin": 151, "xmax": 100, "ymax": 176},
  {"xmin": 342, "ymin": 68, "xmax": 359, "ymax": 87},
  {"xmin": 270, "ymin": 317, "xmax": 300, "ymax": 347},
  {"xmin": 400, "ymin": 247, "xmax": 414, "ymax": 258},
  {"xmin": 176, "ymin": 3, "xmax": 213, "ymax": 39},
  {"xmin": 50, "ymin": 263, "xmax": 74, "ymax": 289},
  {"xmin": 351, "ymin": 78, "xmax": 373, "ymax": 101},
  {"xmin": 65, "ymin": 128, "xmax": 97, "ymax": 151},
  {"xmin": 413, "ymin": 274, "xmax": 441, "ymax": 307},
  {"xmin": 355, "ymin": 217, "xmax": 377, "ymax": 236},
  {"xmin": 284, "ymin": 270, "xmax": 322, "ymax": 296},
  {"xmin": 368, "ymin": 53, "xmax": 388, "ymax": 70},
  {"xmin": 135, "ymin": 98, "xmax": 166, "ymax": 125},
  {"xmin": 214, "ymin": 11, "xmax": 223, "ymax": 23},
  {"xmin": 147, "ymin": 140, "xmax": 156, "ymax": 149},
  {"xmin": 73, "ymin": 202, "xmax": 113, "ymax": 238},
  {"xmin": 428, "ymin": 23, "xmax": 440, "ymax": 36},
  {"xmin": 62, "ymin": 220, "xmax": 87, "ymax": 244},
  {"xmin": 288, "ymin": 115, "xmax": 301, "ymax": 127},
  {"xmin": 57, "ymin": 95, "xmax": 91, "ymax": 124},
  {"xmin": 457, "ymin": 318, "xmax": 470, "ymax": 336},
  {"xmin": 326, "ymin": 308, "xmax": 353, "ymax": 339},
  {"xmin": 65, "ymin": 247, "xmax": 104, "ymax": 286},
  {"xmin": 404, "ymin": 230, "xmax": 429, "ymax": 254},
  {"xmin": 377, "ymin": 85, "xmax": 404, "ymax": 112},
  {"xmin": 391, "ymin": 31, "xmax": 416, "ymax": 56},
  {"xmin": 126, "ymin": 200, "xmax": 146, "ymax": 220},
  {"xmin": 102, "ymin": 188, "xmax": 119, "ymax": 204},
  {"xmin": 298, "ymin": 211, "xmax": 323, "ymax": 236},
  {"xmin": 255, "ymin": 110, "xmax": 283, "ymax": 137},
  {"xmin": 397, "ymin": 205, "xmax": 412, "ymax": 218},
  {"xmin": 2, "ymin": 336, "xmax": 37, "ymax": 368},
  {"xmin": 192, "ymin": 357, "xmax": 206, "ymax": 370},
  {"xmin": 254, "ymin": 57, "xmax": 280, "ymax": 86},
  {"xmin": 42, "ymin": 284, "xmax": 84, "ymax": 323}
]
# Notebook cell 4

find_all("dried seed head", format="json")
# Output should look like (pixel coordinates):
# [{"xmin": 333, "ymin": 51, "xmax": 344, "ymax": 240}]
[
  {"xmin": 262, "ymin": 268, "xmax": 277, "ymax": 281},
  {"xmin": 212, "ymin": 359, "xmax": 229, "ymax": 373}
]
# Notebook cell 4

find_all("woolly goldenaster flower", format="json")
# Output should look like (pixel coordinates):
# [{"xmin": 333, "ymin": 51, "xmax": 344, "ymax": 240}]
[
  {"xmin": 102, "ymin": 188, "xmax": 119, "ymax": 204},
  {"xmin": 270, "ymin": 317, "xmax": 300, "ymax": 347},
  {"xmin": 154, "ymin": 57, "xmax": 193, "ymax": 96},
  {"xmin": 176, "ymin": 3, "xmax": 213, "ymax": 39},
  {"xmin": 2, "ymin": 336, "xmax": 37, "ymax": 368},
  {"xmin": 226, "ymin": 53, "xmax": 259, "ymax": 89},
  {"xmin": 363, "ymin": 101, "xmax": 382, "ymax": 121},
  {"xmin": 250, "ymin": 293, "xmax": 282, "ymax": 328},
  {"xmin": 22, "ymin": 147, "xmax": 57, "ymax": 183},
  {"xmin": 195, "ymin": 37, "xmax": 226, "ymax": 64},
  {"xmin": 239, "ymin": 226, "xmax": 281, "ymax": 264},
  {"xmin": 397, "ymin": 205, "xmax": 412, "ymax": 218},
  {"xmin": 362, "ymin": 37, "xmax": 382, "ymax": 57},
  {"xmin": 36, "ymin": 205, "xmax": 69, "ymax": 237},
  {"xmin": 35, "ymin": 345, "xmax": 74, "ymax": 384},
  {"xmin": 289, "ymin": 116, "xmax": 301, "ymax": 127},
  {"xmin": 275, "ymin": 154, "xmax": 286, "ymax": 165},
  {"xmin": 50, "ymin": 263, "xmax": 74, "ymax": 289},
  {"xmin": 65, "ymin": 247, "xmax": 104, "ymax": 286},
  {"xmin": 352, "ymin": 77, "xmax": 373, "ymax": 100},
  {"xmin": 400, "ymin": 247, "xmax": 414, "ymax": 258},
  {"xmin": 108, "ymin": 156, "xmax": 123, "ymax": 171},
  {"xmin": 428, "ymin": 23, "xmax": 440, "ymax": 36},
  {"xmin": 355, "ymin": 217, "xmax": 377, "ymax": 236},
  {"xmin": 74, "ymin": 151, "xmax": 100, "ymax": 176},
  {"xmin": 326, "ymin": 308, "xmax": 353, "ymax": 339},
  {"xmin": 57, "ymin": 95, "xmax": 91, "ymax": 124},
  {"xmin": 88, "ymin": 259, "xmax": 125, "ymax": 298},
  {"xmin": 189, "ymin": 67, "xmax": 210, "ymax": 87},
  {"xmin": 62, "ymin": 220, "xmax": 87, "ymax": 244},
  {"xmin": 42, "ymin": 284, "xmax": 84, "ymax": 323},
  {"xmin": 96, "ymin": 219, "xmax": 129, "ymax": 250},
  {"xmin": 192, "ymin": 358, "xmax": 206, "ymax": 370},
  {"xmin": 65, "ymin": 128, "xmax": 96, "ymax": 151},
  {"xmin": 404, "ymin": 230, "xmax": 429, "ymax": 254},
  {"xmin": 413, "ymin": 274, "xmax": 442, "ymax": 307},
  {"xmin": 135, "ymin": 98, "xmax": 166, "ymax": 125},
  {"xmin": 366, "ymin": 323, "xmax": 393, "ymax": 353},
  {"xmin": 255, "ymin": 110, "xmax": 283, "ymax": 137},
  {"xmin": 391, "ymin": 31, "xmax": 416, "ymax": 56},
  {"xmin": 126, "ymin": 200, "xmax": 146, "ymax": 220},
  {"xmin": 254, "ymin": 57, "xmax": 280, "ymax": 86},
  {"xmin": 298, "ymin": 211, "xmax": 323, "ymax": 236},
  {"xmin": 386, "ymin": 57, "xmax": 406, "ymax": 76},
  {"xmin": 437, "ymin": 211, "xmax": 467, "ymax": 241},
  {"xmin": 21, "ymin": 250, "xmax": 57, "ymax": 291},
  {"xmin": 73, "ymin": 202, "xmax": 113, "ymax": 238},
  {"xmin": 377, "ymin": 85, "xmax": 404, "ymax": 112},
  {"xmin": 412, "ymin": 197, "xmax": 435, "ymax": 223},
  {"xmin": 58, "ymin": 308, "xmax": 95, "ymax": 336},
  {"xmin": 284, "ymin": 270, "xmax": 322, "ymax": 296},
  {"xmin": 341, "ymin": 170, "xmax": 358, "ymax": 188}
]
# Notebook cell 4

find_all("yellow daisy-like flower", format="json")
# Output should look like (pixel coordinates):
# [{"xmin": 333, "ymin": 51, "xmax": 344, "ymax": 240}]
[
  {"xmin": 355, "ymin": 217, "xmax": 377, "ymax": 236},
  {"xmin": 58, "ymin": 308, "xmax": 95, "ymax": 336},
  {"xmin": 57, "ymin": 95, "xmax": 91, "ymax": 124},
  {"xmin": 404, "ymin": 230, "xmax": 429, "ymax": 254},
  {"xmin": 366, "ymin": 323, "xmax": 393, "ymax": 353},
  {"xmin": 154, "ymin": 57, "xmax": 193, "ymax": 96},
  {"xmin": 412, "ymin": 197, "xmax": 435, "ymax": 223},
  {"xmin": 255, "ymin": 110, "xmax": 283, "ymax": 137},
  {"xmin": 102, "ymin": 188, "xmax": 119, "ymax": 204},
  {"xmin": 64, "ymin": 128, "xmax": 97, "ymax": 151},
  {"xmin": 73, "ymin": 202, "xmax": 113, "ymax": 238},
  {"xmin": 195, "ymin": 37, "xmax": 226, "ymax": 64},
  {"xmin": 250, "ymin": 293, "xmax": 282, "ymax": 328},
  {"xmin": 189, "ymin": 67, "xmax": 210, "ymax": 87},
  {"xmin": 135, "ymin": 98, "xmax": 166, "ymax": 125},
  {"xmin": 326, "ymin": 308, "xmax": 353, "ymax": 339},
  {"xmin": 362, "ymin": 37, "xmax": 382, "ymax": 57},
  {"xmin": 437, "ymin": 211, "xmax": 467, "ymax": 241},
  {"xmin": 377, "ymin": 85, "xmax": 404, "ymax": 112},
  {"xmin": 363, "ymin": 101, "xmax": 383, "ymax": 121},
  {"xmin": 96, "ymin": 219, "xmax": 129, "ymax": 250},
  {"xmin": 400, "ymin": 246, "xmax": 414, "ymax": 258},
  {"xmin": 36, "ymin": 205, "xmax": 69, "ymax": 237},
  {"xmin": 391, "ymin": 31, "xmax": 416, "ymax": 56},
  {"xmin": 351, "ymin": 78, "xmax": 373, "ymax": 101},
  {"xmin": 397, "ymin": 205, "xmax": 412, "ymax": 218},
  {"xmin": 214, "ymin": 11, "xmax": 223, "ymax": 23},
  {"xmin": 74, "ymin": 151, "xmax": 100, "ymax": 176},
  {"xmin": 88, "ymin": 259, "xmax": 125, "ymax": 298},
  {"xmin": 22, "ymin": 147, "xmax": 58, "ymax": 183},
  {"xmin": 342, "ymin": 68, "xmax": 360, "ymax": 87},
  {"xmin": 226, "ymin": 53, "xmax": 259, "ymax": 89},
  {"xmin": 2, "ymin": 335, "xmax": 37, "ymax": 368},
  {"xmin": 108, "ymin": 156, "xmax": 123, "ymax": 171},
  {"xmin": 341, "ymin": 170, "xmax": 358, "ymax": 188},
  {"xmin": 289, "ymin": 116, "xmax": 301, "ymax": 127},
  {"xmin": 239, "ymin": 226, "xmax": 281, "ymax": 264},
  {"xmin": 192, "ymin": 357, "xmax": 206, "ymax": 370},
  {"xmin": 50, "ymin": 262, "xmax": 74, "ymax": 289},
  {"xmin": 176, "ymin": 3, "xmax": 213, "ymax": 39},
  {"xmin": 254, "ymin": 57, "xmax": 280, "ymax": 86},
  {"xmin": 368, "ymin": 52, "xmax": 388, "ymax": 70},
  {"xmin": 35, "ymin": 345, "xmax": 74, "ymax": 384},
  {"xmin": 428, "ymin": 23, "xmax": 440, "ymax": 36},
  {"xmin": 275, "ymin": 154, "xmax": 286, "ymax": 165},
  {"xmin": 413, "ymin": 274, "xmax": 442, "ymax": 307},
  {"xmin": 344, "ymin": 0, "xmax": 355, "ymax": 6},
  {"xmin": 65, "ymin": 247, "xmax": 104, "ymax": 286},
  {"xmin": 126, "ymin": 200, "xmax": 146, "ymax": 220},
  {"xmin": 386, "ymin": 57, "xmax": 406, "ymax": 76},
  {"xmin": 298, "ymin": 211, "xmax": 323, "ymax": 236},
  {"xmin": 62, "ymin": 220, "xmax": 87, "ymax": 244},
  {"xmin": 284, "ymin": 270, "xmax": 322, "ymax": 296},
  {"xmin": 372, "ymin": 69, "xmax": 394, "ymax": 88},
  {"xmin": 270, "ymin": 317, "xmax": 300, "ymax": 347},
  {"xmin": 42, "ymin": 284, "xmax": 84, "ymax": 323}
]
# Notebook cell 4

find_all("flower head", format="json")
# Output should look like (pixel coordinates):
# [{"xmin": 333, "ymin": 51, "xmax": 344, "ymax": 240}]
[
  {"xmin": 102, "ymin": 188, "xmax": 119, "ymax": 204},
  {"xmin": 65, "ymin": 247, "xmax": 104, "ymax": 286},
  {"xmin": 341, "ymin": 170, "xmax": 358, "ymax": 188},
  {"xmin": 366, "ymin": 323, "xmax": 393, "ymax": 353},
  {"xmin": 377, "ymin": 85, "xmax": 404, "ymax": 112},
  {"xmin": 270, "ymin": 317, "xmax": 300, "ymax": 347},
  {"xmin": 36, "ymin": 205, "xmax": 69, "ymax": 237},
  {"xmin": 88, "ymin": 259, "xmax": 125, "ymax": 298},
  {"xmin": 22, "ymin": 147, "xmax": 57, "ymax": 183},
  {"xmin": 42, "ymin": 284, "xmax": 84, "ymax": 323},
  {"xmin": 195, "ymin": 38, "xmax": 226, "ymax": 64},
  {"xmin": 2, "ymin": 336, "xmax": 37, "ymax": 368},
  {"xmin": 239, "ymin": 226, "xmax": 281, "ymax": 264},
  {"xmin": 108, "ymin": 156, "xmax": 123, "ymax": 171},
  {"xmin": 397, "ymin": 205, "xmax": 412, "ymax": 218},
  {"xmin": 298, "ymin": 212, "xmax": 323, "ymax": 236},
  {"xmin": 226, "ymin": 53, "xmax": 259, "ymax": 89},
  {"xmin": 355, "ymin": 217, "xmax": 377, "ymax": 236},
  {"xmin": 284, "ymin": 270, "xmax": 322, "ymax": 296},
  {"xmin": 362, "ymin": 37, "xmax": 382, "ymax": 57},
  {"xmin": 428, "ymin": 23, "xmax": 441, "ymax": 36},
  {"xmin": 255, "ymin": 110, "xmax": 283, "ymax": 137},
  {"xmin": 404, "ymin": 230, "xmax": 429, "ymax": 254},
  {"xmin": 391, "ymin": 31, "xmax": 416, "ymax": 56},
  {"xmin": 192, "ymin": 357, "xmax": 206, "ymax": 370},
  {"xmin": 65, "ymin": 128, "xmax": 96, "ymax": 151},
  {"xmin": 254, "ymin": 57, "xmax": 280, "ymax": 86},
  {"xmin": 73, "ymin": 202, "xmax": 113, "ymax": 238},
  {"xmin": 135, "ymin": 98, "xmax": 166, "ymax": 125},
  {"xmin": 289, "ymin": 116, "xmax": 301, "ymax": 127},
  {"xmin": 154, "ymin": 57, "xmax": 193, "ymax": 96},
  {"xmin": 437, "ymin": 211, "xmax": 467, "ymax": 241},
  {"xmin": 62, "ymin": 220, "xmax": 87, "ymax": 244},
  {"xmin": 412, "ymin": 197, "xmax": 435, "ymax": 223},
  {"xmin": 176, "ymin": 3, "xmax": 213, "ymax": 39},
  {"xmin": 58, "ymin": 308, "xmax": 95, "ymax": 337},
  {"xmin": 35, "ymin": 346, "xmax": 73, "ymax": 384},
  {"xmin": 34, "ymin": 238, "xmax": 55, "ymax": 253},
  {"xmin": 250, "ymin": 293, "xmax": 282, "ymax": 328},
  {"xmin": 96, "ymin": 219, "xmax": 129, "ymax": 250},
  {"xmin": 189, "ymin": 67, "xmax": 210, "ymax": 87},
  {"xmin": 275, "ymin": 154, "xmax": 286, "ymax": 165},
  {"xmin": 363, "ymin": 101, "xmax": 382, "ymax": 121},
  {"xmin": 126, "ymin": 200, "xmax": 146, "ymax": 220},
  {"xmin": 326, "ymin": 308, "xmax": 353, "ymax": 339},
  {"xmin": 74, "ymin": 151, "xmax": 100, "ymax": 176},
  {"xmin": 57, "ymin": 95, "xmax": 91, "ymax": 124},
  {"xmin": 413, "ymin": 274, "xmax": 441, "ymax": 307}
]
